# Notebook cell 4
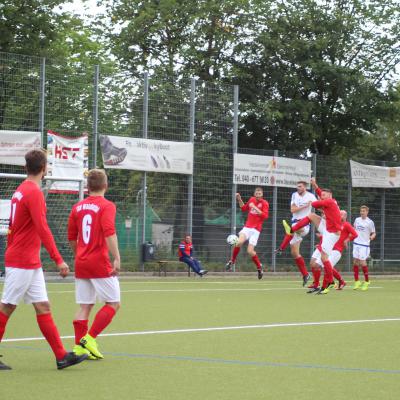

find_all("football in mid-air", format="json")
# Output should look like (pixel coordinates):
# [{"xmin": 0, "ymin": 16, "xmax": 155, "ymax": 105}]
[{"xmin": 226, "ymin": 234, "xmax": 239, "ymax": 246}]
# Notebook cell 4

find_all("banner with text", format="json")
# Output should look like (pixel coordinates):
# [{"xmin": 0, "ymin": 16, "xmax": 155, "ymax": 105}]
[
  {"xmin": 0, "ymin": 130, "xmax": 41, "ymax": 166},
  {"xmin": 47, "ymin": 130, "xmax": 88, "ymax": 192},
  {"xmin": 99, "ymin": 135, "xmax": 193, "ymax": 175},
  {"xmin": 350, "ymin": 160, "xmax": 400, "ymax": 188},
  {"xmin": 233, "ymin": 153, "xmax": 311, "ymax": 188}
]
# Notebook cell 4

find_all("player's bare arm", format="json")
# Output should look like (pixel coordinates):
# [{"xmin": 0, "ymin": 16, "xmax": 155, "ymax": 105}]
[
  {"xmin": 57, "ymin": 261, "xmax": 69, "ymax": 278},
  {"xmin": 370, "ymin": 232, "xmax": 376, "ymax": 241},
  {"xmin": 106, "ymin": 234, "xmax": 121, "ymax": 276},
  {"xmin": 236, "ymin": 193, "xmax": 244, "ymax": 208}
]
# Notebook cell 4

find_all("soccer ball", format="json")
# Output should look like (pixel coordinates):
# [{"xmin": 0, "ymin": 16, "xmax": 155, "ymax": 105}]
[{"xmin": 227, "ymin": 234, "xmax": 239, "ymax": 246}]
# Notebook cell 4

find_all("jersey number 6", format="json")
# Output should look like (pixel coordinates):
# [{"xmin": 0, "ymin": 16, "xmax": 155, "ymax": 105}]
[{"xmin": 82, "ymin": 214, "xmax": 92, "ymax": 244}]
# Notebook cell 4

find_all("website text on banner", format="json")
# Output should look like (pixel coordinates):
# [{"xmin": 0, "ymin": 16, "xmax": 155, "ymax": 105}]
[
  {"xmin": 47, "ymin": 130, "xmax": 88, "ymax": 192},
  {"xmin": 233, "ymin": 153, "xmax": 311, "ymax": 188},
  {"xmin": 0, "ymin": 130, "xmax": 41, "ymax": 166},
  {"xmin": 99, "ymin": 135, "xmax": 194, "ymax": 175},
  {"xmin": 350, "ymin": 160, "xmax": 400, "ymax": 188}
]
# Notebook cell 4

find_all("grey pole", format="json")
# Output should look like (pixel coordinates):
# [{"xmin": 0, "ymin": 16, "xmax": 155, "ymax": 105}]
[
  {"xmin": 271, "ymin": 150, "xmax": 278, "ymax": 272},
  {"xmin": 231, "ymin": 85, "xmax": 239, "ymax": 235},
  {"xmin": 347, "ymin": 160, "xmax": 352, "ymax": 272},
  {"xmin": 380, "ymin": 189, "xmax": 386, "ymax": 272},
  {"xmin": 141, "ymin": 72, "xmax": 149, "ymax": 271},
  {"xmin": 188, "ymin": 78, "xmax": 196, "ymax": 236},
  {"xmin": 39, "ymin": 57, "xmax": 46, "ymax": 147},
  {"xmin": 310, "ymin": 153, "xmax": 317, "ymax": 259},
  {"xmin": 92, "ymin": 65, "xmax": 100, "ymax": 169}
]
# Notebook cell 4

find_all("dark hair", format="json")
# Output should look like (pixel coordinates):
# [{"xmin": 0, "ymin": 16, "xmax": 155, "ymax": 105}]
[
  {"xmin": 25, "ymin": 149, "xmax": 47, "ymax": 175},
  {"xmin": 297, "ymin": 181, "xmax": 307, "ymax": 186},
  {"xmin": 254, "ymin": 187, "xmax": 263, "ymax": 192},
  {"xmin": 321, "ymin": 188, "xmax": 332, "ymax": 194},
  {"xmin": 87, "ymin": 169, "xmax": 108, "ymax": 192}
]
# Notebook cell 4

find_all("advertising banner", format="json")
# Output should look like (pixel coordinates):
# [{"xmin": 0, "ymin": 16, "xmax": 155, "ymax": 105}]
[
  {"xmin": 350, "ymin": 160, "xmax": 400, "ymax": 188},
  {"xmin": 0, "ymin": 130, "xmax": 41, "ymax": 166},
  {"xmin": 233, "ymin": 153, "xmax": 311, "ymax": 188},
  {"xmin": 47, "ymin": 130, "xmax": 88, "ymax": 192},
  {"xmin": 99, "ymin": 135, "xmax": 193, "ymax": 175}
]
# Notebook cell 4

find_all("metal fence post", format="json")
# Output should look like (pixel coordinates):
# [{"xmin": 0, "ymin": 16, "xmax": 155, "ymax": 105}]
[
  {"xmin": 92, "ymin": 65, "xmax": 100, "ymax": 169},
  {"xmin": 347, "ymin": 160, "xmax": 352, "ymax": 272},
  {"xmin": 141, "ymin": 72, "xmax": 149, "ymax": 271},
  {"xmin": 39, "ymin": 57, "xmax": 46, "ymax": 147},
  {"xmin": 380, "ymin": 189, "xmax": 386, "ymax": 272},
  {"xmin": 310, "ymin": 153, "xmax": 317, "ymax": 259},
  {"xmin": 231, "ymin": 85, "xmax": 239, "ymax": 235},
  {"xmin": 271, "ymin": 150, "xmax": 278, "ymax": 272},
  {"xmin": 188, "ymin": 78, "xmax": 196, "ymax": 236}
]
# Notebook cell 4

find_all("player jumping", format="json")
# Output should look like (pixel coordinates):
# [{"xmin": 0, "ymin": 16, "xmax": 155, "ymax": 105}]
[{"xmin": 225, "ymin": 187, "xmax": 269, "ymax": 279}]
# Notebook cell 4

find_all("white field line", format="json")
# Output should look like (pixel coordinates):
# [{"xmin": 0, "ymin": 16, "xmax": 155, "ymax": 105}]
[
  {"xmin": 46, "ymin": 287, "xmax": 383, "ymax": 294},
  {"xmin": 2, "ymin": 317, "xmax": 400, "ymax": 343}
]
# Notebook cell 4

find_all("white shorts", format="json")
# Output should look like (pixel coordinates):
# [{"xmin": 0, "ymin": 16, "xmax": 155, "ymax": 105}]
[
  {"xmin": 75, "ymin": 277, "xmax": 121, "ymax": 304},
  {"xmin": 321, "ymin": 231, "xmax": 340, "ymax": 254},
  {"xmin": 290, "ymin": 224, "xmax": 310, "ymax": 245},
  {"xmin": 239, "ymin": 227, "xmax": 260, "ymax": 246},
  {"xmin": 329, "ymin": 250, "xmax": 342, "ymax": 267},
  {"xmin": 353, "ymin": 244, "xmax": 370, "ymax": 261},
  {"xmin": 311, "ymin": 248, "xmax": 322, "ymax": 267},
  {"xmin": 317, "ymin": 218, "xmax": 326, "ymax": 234},
  {"xmin": 1, "ymin": 267, "xmax": 48, "ymax": 305}
]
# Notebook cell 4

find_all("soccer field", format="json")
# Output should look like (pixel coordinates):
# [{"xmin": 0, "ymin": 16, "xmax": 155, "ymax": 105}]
[{"xmin": 1, "ymin": 277, "xmax": 400, "ymax": 400}]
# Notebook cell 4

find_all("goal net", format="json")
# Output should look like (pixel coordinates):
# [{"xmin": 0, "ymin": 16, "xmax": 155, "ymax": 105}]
[{"xmin": 0, "ymin": 173, "xmax": 84, "ymax": 271}]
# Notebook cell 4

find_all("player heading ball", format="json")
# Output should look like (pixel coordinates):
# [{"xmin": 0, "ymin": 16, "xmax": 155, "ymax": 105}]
[{"xmin": 225, "ymin": 187, "xmax": 269, "ymax": 279}]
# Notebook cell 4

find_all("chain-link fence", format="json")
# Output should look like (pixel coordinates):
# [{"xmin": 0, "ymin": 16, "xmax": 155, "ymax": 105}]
[{"xmin": 1, "ymin": 51, "xmax": 400, "ymax": 274}]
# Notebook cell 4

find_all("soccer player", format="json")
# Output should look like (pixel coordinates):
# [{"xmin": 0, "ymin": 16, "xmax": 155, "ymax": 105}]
[
  {"xmin": 352, "ymin": 205, "xmax": 376, "ymax": 291},
  {"xmin": 281, "ymin": 178, "xmax": 341, "ymax": 294},
  {"xmin": 0, "ymin": 149, "xmax": 87, "ymax": 370},
  {"xmin": 68, "ymin": 169, "xmax": 121, "ymax": 360},
  {"xmin": 225, "ymin": 187, "xmax": 269, "ymax": 279},
  {"xmin": 178, "ymin": 235, "xmax": 208, "ymax": 276},
  {"xmin": 276, "ymin": 181, "xmax": 316, "ymax": 286},
  {"xmin": 307, "ymin": 210, "xmax": 358, "ymax": 293}
]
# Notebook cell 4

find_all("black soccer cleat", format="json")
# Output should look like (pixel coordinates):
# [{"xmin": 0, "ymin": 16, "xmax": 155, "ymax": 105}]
[
  {"xmin": 199, "ymin": 269, "xmax": 208, "ymax": 276},
  {"xmin": 302, "ymin": 273, "xmax": 311, "ymax": 287},
  {"xmin": 0, "ymin": 355, "xmax": 11, "ymax": 370},
  {"xmin": 225, "ymin": 260, "xmax": 235, "ymax": 271},
  {"xmin": 257, "ymin": 267, "xmax": 264, "ymax": 280},
  {"xmin": 307, "ymin": 287, "xmax": 320, "ymax": 294},
  {"xmin": 56, "ymin": 352, "xmax": 88, "ymax": 370}
]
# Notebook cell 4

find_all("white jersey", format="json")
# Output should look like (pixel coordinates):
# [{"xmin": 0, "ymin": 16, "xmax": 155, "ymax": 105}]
[
  {"xmin": 353, "ymin": 217, "xmax": 375, "ymax": 246},
  {"xmin": 291, "ymin": 191, "xmax": 317, "ymax": 221}
]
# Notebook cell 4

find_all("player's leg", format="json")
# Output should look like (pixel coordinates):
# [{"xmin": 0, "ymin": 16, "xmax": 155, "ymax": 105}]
[
  {"xmin": 180, "ymin": 256, "xmax": 202, "ymax": 275},
  {"xmin": 330, "ymin": 250, "xmax": 346, "ymax": 290},
  {"xmin": 226, "ymin": 230, "xmax": 248, "ymax": 270},
  {"xmin": 247, "ymin": 231, "xmax": 263, "ymax": 279},
  {"xmin": 73, "ymin": 303, "xmax": 96, "ymax": 359},
  {"xmin": 360, "ymin": 247, "xmax": 371, "ymax": 291},
  {"xmin": 193, "ymin": 258, "xmax": 208, "ymax": 276},
  {"xmin": 80, "ymin": 277, "xmax": 121, "ymax": 359},
  {"xmin": 318, "ymin": 232, "xmax": 340, "ymax": 294},
  {"xmin": 307, "ymin": 249, "xmax": 322, "ymax": 293},
  {"xmin": 290, "ymin": 230, "xmax": 311, "ymax": 286},
  {"xmin": 352, "ymin": 245, "xmax": 362, "ymax": 289}
]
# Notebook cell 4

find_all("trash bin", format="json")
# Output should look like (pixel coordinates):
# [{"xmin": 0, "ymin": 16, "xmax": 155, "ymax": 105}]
[{"xmin": 142, "ymin": 242, "xmax": 155, "ymax": 262}]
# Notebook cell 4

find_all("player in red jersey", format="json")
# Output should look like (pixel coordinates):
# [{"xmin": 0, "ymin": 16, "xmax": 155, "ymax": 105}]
[
  {"xmin": 68, "ymin": 169, "xmax": 121, "ymax": 360},
  {"xmin": 280, "ymin": 178, "xmax": 341, "ymax": 294},
  {"xmin": 0, "ymin": 149, "xmax": 87, "ymax": 370},
  {"xmin": 307, "ymin": 210, "xmax": 358, "ymax": 293},
  {"xmin": 225, "ymin": 187, "xmax": 269, "ymax": 279}
]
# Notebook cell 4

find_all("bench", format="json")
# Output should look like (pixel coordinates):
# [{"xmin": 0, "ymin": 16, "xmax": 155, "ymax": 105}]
[{"xmin": 156, "ymin": 260, "xmax": 191, "ymax": 277}]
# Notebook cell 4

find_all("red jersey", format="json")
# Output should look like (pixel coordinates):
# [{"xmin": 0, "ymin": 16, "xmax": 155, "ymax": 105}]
[
  {"xmin": 312, "ymin": 188, "xmax": 341, "ymax": 233},
  {"xmin": 242, "ymin": 197, "xmax": 269, "ymax": 232},
  {"xmin": 178, "ymin": 241, "xmax": 192, "ymax": 258},
  {"xmin": 333, "ymin": 221, "xmax": 358, "ymax": 253},
  {"xmin": 68, "ymin": 196, "xmax": 116, "ymax": 279},
  {"xmin": 5, "ymin": 180, "xmax": 63, "ymax": 269}
]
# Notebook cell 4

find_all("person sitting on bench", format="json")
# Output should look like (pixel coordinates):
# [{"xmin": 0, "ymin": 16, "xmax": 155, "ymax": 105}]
[{"xmin": 178, "ymin": 235, "xmax": 208, "ymax": 276}]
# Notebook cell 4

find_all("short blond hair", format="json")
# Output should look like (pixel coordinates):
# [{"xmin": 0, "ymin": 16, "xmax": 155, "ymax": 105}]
[
  {"xmin": 360, "ymin": 205, "xmax": 369, "ymax": 211},
  {"xmin": 87, "ymin": 169, "xmax": 108, "ymax": 192}
]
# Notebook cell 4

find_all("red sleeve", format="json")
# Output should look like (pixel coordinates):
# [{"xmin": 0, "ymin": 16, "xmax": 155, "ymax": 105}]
[
  {"xmin": 101, "ymin": 203, "xmax": 116, "ymax": 237},
  {"xmin": 312, "ymin": 198, "xmax": 331, "ymax": 209},
  {"xmin": 346, "ymin": 222, "xmax": 358, "ymax": 241},
  {"xmin": 28, "ymin": 190, "xmax": 63, "ymax": 265},
  {"xmin": 315, "ymin": 187, "xmax": 322, "ymax": 198},
  {"xmin": 241, "ymin": 198, "xmax": 251, "ymax": 212},
  {"xmin": 261, "ymin": 200, "xmax": 269, "ymax": 219},
  {"xmin": 67, "ymin": 207, "xmax": 78, "ymax": 241}
]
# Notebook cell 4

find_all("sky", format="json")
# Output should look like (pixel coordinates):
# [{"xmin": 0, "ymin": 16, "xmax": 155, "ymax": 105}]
[{"xmin": 59, "ymin": 0, "xmax": 105, "ymax": 17}]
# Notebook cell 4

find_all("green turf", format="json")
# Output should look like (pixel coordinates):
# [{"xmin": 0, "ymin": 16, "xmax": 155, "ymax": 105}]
[{"xmin": 1, "ymin": 277, "xmax": 400, "ymax": 400}]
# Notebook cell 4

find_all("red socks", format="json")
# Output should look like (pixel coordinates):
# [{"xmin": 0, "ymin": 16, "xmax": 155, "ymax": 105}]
[
  {"xmin": 295, "ymin": 256, "xmax": 308, "ymax": 277},
  {"xmin": 279, "ymin": 234, "xmax": 293, "ymax": 251},
  {"xmin": 73, "ymin": 319, "xmax": 89, "ymax": 345},
  {"xmin": 292, "ymin": 217, "xmax": 311, "ymax": 232},
  {"xmin": 333, "ymin": 267, "xmax": 343, "ymax": 282},
  {"xmin": 322, "ymin": 260, "xmax": 333, "ymax": 288},
  {"xmin": 311, "ymin": 267, "xmax": 321, "ymax": 287},
  {"xmin": 0, "ymin": 311, "xmax": 9, "ymax": 342},
  {"xmin": 353, "ymin": 265, "xmax": 359, "ymax": 281},
  {"xmin": 251, "ymin": 255, "xmax": 262, "ymax": 270},
  {"xmin": 362, "ymin": 266, "xmax": 369, "ymax": 282},
  {"xmin": 231, "ymin": 246, "xmax": 241, "ymax": 262},
  {"xmin": 89, "ymin": 306, "xmax": 116, "ymax": 338},
  {"xmin": 36, "ymin": 313, "xmax": 67, "ymax": 360}
]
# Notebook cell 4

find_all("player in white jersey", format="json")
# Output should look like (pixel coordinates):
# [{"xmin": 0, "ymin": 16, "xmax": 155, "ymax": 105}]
[
  {"xmin": 352, "ymin": 205, "xmax": 376, "ymax": 291},
  {"xmin": 285, "ymin": 181, "xmax": 316, "ymax": 286}
]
